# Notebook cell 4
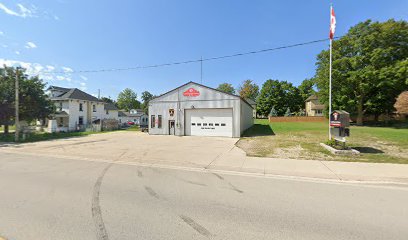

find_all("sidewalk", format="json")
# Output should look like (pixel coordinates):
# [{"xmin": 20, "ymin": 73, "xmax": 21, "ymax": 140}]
[{"xmin": 207, "ymin": 146, "xmax": 408, "ymax": 184}]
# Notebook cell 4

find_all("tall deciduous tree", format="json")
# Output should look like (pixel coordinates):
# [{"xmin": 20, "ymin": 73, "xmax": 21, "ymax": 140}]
[
  {"xmin": 298, "ymin": 78, "xmax": 316, "ymax": 102},
  {"xmin": 217, "ymin": 83, "xmax": 235, "ymax": 94},
  {"xmin": 314, "ymin": 19, "xmax": 408, "ymax": 125},
  {"xmin": 238, "ymin": 80, "xmax": 259, "ymax": 100},
  {"xmin": 257, "ymin": 79, "xmax": 302, "ymax": 117},
  {"xmin": 394, "ymin": 91, "xmax": 408, "ymax": 115},
  {"xmin": 0, "ymin": 66, "xmax": 54, "ymax": 134},
  {"xmin": 117, "ymin": 88, "xmax": 140, "ymax": 111},
  {"xmin": 141, "ymin": 91, "xmax": 154, "ymax": 114}
]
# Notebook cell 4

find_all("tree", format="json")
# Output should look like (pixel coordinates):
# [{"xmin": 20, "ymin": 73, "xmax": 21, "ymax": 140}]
[
  {"xmin": 298, "ymin": 78, "xmax": 316, "ymax": 102},
  {"xmin": 394, "ymin": 91, "xmax": 408, "ymax": 115},
  {"xmin": 100, "ymin": 96, "xmax": 115, "ymax": 104},
  {"xmin": 314, "ymin": 19, "xmax": 408, "ymax": 125},
  {"xmin": 117, "ymin": 88, "xmax": 140, "ymax": 111},
  {"xmin": 217, "ymin": 83, "xmax": 235, "ymax": 94},
  {"xmin": 238, "ymin": 80, "xmax": 259, "ymax": 100},
  {"xmin": 257, "ymin": 79, "xmax": 303, "ymax": 117},
  {"xmin": 284, "ymin": 107, "xmax": 291, "ymax": 117},
  {"xmin": 268, "ymin": 106, "xmax": 278, "ymax": 117},
  {"xmin": 141, "ymin": 91, "xmax": 154, "ymax": 114},
  {"xmin": 0, "ymin": 66, "xmax": 54, "ymax": 134}
]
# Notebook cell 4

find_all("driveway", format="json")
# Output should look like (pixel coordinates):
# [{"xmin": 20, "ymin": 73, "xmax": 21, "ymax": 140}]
[{"xmin": 1, "ymin": 131, "xmax": 239, "ymax": 168}]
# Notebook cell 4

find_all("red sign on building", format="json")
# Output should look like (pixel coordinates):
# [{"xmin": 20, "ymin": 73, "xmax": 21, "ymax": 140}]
[{"xmin": 183, "ymin": 88, "xmax": 200, "ymax": 97}]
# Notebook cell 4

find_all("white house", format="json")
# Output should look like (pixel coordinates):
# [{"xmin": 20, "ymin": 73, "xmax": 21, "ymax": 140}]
[
  {"xmin": 47, "ymin": 86, "xmax": 118, "ymax": 132},
  {"xmin": 118, "ymin": 109, "xmax": 148, "ymax": 126},
  {"xmin": 104, "ymin": 103, "xmax": 119, "ymax": 120}
]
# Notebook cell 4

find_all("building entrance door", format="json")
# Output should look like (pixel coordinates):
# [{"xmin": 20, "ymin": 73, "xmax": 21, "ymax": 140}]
[{"xmin": 169, "ymin": 120, "xmax": 175, "ymax": 135}]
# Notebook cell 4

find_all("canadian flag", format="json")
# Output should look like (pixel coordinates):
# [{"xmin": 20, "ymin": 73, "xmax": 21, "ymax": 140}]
[{"xmin": 329, "ymin": 6, "xmax": 336, "ymax": 39}]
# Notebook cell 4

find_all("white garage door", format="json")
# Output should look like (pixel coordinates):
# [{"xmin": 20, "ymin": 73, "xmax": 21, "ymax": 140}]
[{"xmin": 185, "ymin": 108, "xmax": 233, "ymax": 137}]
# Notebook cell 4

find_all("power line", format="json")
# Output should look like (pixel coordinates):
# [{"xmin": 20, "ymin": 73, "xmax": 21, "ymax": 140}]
[{"xmin": 44, "ymin": 37, "xmax": 339, "ymax": 74}]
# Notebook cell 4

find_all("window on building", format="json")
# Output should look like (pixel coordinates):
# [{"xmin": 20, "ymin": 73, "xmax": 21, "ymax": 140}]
[
  {"xmin": 215, "ymin": 123, "xmax": 220, "ymax": 126},
  {"xmin": 158, "ymin": 115, "xmax": 162, "ymax": 128},
  {"xmin": 59, "ymin": 102, "xmax": 63, "ymax": 111},
  {"xmin": 106, "ymin": 110, "xmax": 109, "ymax": 115},
  {"xmin": 78, "ymin": 116, "xmax": 84, "ymax": 125},
  {"xmin": 203, "ymin": 123, "xmax": 207, "ymax": 126},
  {"xmin": 79, "ymin": 103, "xmax": 83, "ymax": 111},
  {"xmin": 221, "ymin": 123, "xmax": 226, "ymax": 126},
  {"xmin": 197, "ymin": 123, "xmax": 201, "ymax": 126},
  {"xmin": 151, "ymin": 115, "xmax": 155, "ymax": 128},
  {"xmin": 93, "ymin": 105, "xmax": 96, "ymax": 112},
  {"xmin": 209, "ymin": 123, "xmax": 213, "ymax": 126},
  {"xmin": 192, "ymin": 123, "xmax": 196, "ymax": 126}
]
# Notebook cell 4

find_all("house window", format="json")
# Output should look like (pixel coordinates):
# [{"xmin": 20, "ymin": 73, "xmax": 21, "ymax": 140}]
[
  {"xmin": 151, "ymin": 115, "xmax": 155, "ymax": 128},
  {"xmin": 59, "ymin": 102, "xmax": 62, "ymax": 111},
  {"xmin": 106, "ymin": 110, "xmax": 109, "ymax": 115},
  {"xmin": 158, "ymin": 115, "xmax": 162, "ymax": 128},
  {"xmin": 78, "ymin": 116, "xmax": 84, "ymax": 125},
  {"xmin": 93, "ymin": 105, "xmax": 96, "ymax": 112},
  {"xmin": 79, "ymin": 103, "xmax": 83, "ymax": 111}
]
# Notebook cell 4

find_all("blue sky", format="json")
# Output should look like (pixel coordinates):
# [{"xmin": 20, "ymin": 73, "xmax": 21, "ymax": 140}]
[{"xmin": 1, "ymin": 0, "xmax": 407, "ymax": 100}]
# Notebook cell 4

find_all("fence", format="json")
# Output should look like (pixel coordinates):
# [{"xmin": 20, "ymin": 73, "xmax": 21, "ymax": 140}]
[{"xmin": 268, "ymin": 116, "xmax": 326, "ymax": 122}]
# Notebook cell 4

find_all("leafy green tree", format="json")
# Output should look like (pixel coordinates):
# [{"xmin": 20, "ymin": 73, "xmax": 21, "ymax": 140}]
[
  {"xmin": 141, "ymin": 91, "xmax": 154, "ymax": 114},
  {"xmin": 117, "ymin": 88, "xmax": 140, "ymax": 111},
  {"xmin": 314, "ymin": 19, "xmax": 408, "ymax": 125},
  {"xmin": 217, "ymin": 83, "xmax": 235, "ymax": 94},
  {"xmin": 298, "ymin": 78, "xmax": 316, "ymax": 102},
  {"xmin": 0, "ymin": 66, "xmax": 54, "ymax": 134},
  {"xmin": 238, "ymin": 80, "xmax": 259, "ymax": 100},
  {"xmin": 257, "ymin": 79, "xmax": 303, "ymax": 117},
  {"xmin": 284, "ymin": 107, "xmax": 291, "ymax": 117},
  {"xmin": 100, "ymin": 96, "xmax": 115, "ymax": 104}
]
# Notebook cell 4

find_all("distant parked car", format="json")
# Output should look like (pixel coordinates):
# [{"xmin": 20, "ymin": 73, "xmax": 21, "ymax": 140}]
[{"xmin": 127, "ymin": 121, "xmax": 135, "ymax": 125}]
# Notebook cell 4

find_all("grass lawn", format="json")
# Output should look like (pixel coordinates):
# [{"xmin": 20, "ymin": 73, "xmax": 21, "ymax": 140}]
[
  {"xmin": 0, "ymin": 130, "xmax": 113, "ymax": 143},
  {"xmin": 237, "ymin": 119, "xmax": 408, "ymax": 164}
]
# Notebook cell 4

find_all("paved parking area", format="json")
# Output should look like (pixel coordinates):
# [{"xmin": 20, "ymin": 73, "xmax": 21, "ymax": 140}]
[
  {"xmin": 1, "ymin": 131, "xmax": 239, "ymax": 168},
  {"xmin": 2, "ymin": 131, "xmax": 408, "ymax": 184}
]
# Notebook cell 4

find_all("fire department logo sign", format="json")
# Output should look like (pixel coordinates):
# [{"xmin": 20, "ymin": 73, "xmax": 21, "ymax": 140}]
[{"xmin": 183, "ymin": 88, "xmax": 200, "ymax": 97}]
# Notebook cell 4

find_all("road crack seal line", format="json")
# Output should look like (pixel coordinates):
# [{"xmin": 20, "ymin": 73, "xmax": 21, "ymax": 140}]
[
  {"xmin": 144, "ymin": 186, "xmax": 160, "ymax": 199},
  {"xmin": 319, "ymin": 160, "xmax": 342, "ymax": 181},
  {"xmin": 91, "ymin": 151, "xmax": 127, "ymax": 240},
  {"xmin": 180, "ymin": 215, "xmax": 213, "ymax": 238}
]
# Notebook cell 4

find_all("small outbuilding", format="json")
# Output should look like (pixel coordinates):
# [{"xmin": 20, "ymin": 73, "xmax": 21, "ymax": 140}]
[{"xmin": 148, "ymin": 81, "xmax": 254, "ymax": 138}]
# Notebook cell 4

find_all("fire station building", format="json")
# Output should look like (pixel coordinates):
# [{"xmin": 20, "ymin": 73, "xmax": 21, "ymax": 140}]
[{"xmin": 148, "ymin": 82, "xmax": 254, "ymax": 138}]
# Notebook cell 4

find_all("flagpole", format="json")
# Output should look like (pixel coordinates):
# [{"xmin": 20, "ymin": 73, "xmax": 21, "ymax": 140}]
[
  {"xmin": 328, "ymin": 5, "xmax": 333, "ymax": 140},
  {"xmin": 329, "ymin": 37, "xmax": 332, "ymax": 140}
]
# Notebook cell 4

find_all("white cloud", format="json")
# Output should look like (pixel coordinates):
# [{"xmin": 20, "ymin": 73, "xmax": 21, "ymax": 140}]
[
  {"xmin": 0, "ymin": 59, "xmax": 74, "ymax": 84},
  {"xmin": 0, "ymin": 31, "xmax": 4, "ymax": 35},
  {"xmin": 80, "ymin": 82, "xmax": 86, "ymax": 87},
  {"xmin": 80, "ymin": 75, "xmax": 88, "ymax": 81},
  {"xmin": 62, "ymin": 66, "xmax": 73, "ymax": 73},
  {"xmin": 25, "ymin": 41, "xmax": 37, "ymax": 49},
  {"xmin": 15, "ymin": 51, "xmax": 20, "ymax": 55},
  {"xmin": 0, "ymin": 3, "xmax": 35, "ymax": 18},
  {"xmin": 2, "ymin": 44, "xmax": 8, "ymax": 48}
]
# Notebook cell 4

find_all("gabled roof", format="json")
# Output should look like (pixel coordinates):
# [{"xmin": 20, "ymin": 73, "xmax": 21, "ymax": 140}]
[
  {"xmin": 48, "ymin": 86, "xmax": 102, "ymax": 102},
  {"xmin": 118, "ymin": 110, "xmax": 146, "ymax": 117},
  {"xmin": 245, "ymin": 98, "xmax": 256, "ymax": 105},
  {"xmin": 151, "ymin": 81, "xmax": 253, "ymax": 108},
  {"xmin": 305, "ymin": 95, "xmax": 319, "ymax": 102},
  {"xmin": 104, "ymin": 103, "xmax": 118, "ymax": 110}
]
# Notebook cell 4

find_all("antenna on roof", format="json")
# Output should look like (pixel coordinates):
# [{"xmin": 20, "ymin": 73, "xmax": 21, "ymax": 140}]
[
  {"xmin": 98, "ymin": 89, "xmax": 100, "ymax": 99},
  {"xmin": 200, "ymin": 56, "xmax": 203, "ymax": 84}
]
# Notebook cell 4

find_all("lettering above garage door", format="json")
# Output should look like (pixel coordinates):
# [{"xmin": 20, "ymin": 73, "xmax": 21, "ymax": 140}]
[{"xmin": 183, "ymin": 88, "xmax": 200, "ymax": 97}]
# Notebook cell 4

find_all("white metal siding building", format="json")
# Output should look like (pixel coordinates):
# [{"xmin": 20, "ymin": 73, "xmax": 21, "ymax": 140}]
[{"xmin": 148, "ymin": 82, "xmax": 254, "ymax": 138}]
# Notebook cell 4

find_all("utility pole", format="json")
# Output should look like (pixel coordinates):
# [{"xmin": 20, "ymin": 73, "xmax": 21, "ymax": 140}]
[{"xmin": 15, "ymin": 68, "xmax": 19, "ymax": 142}]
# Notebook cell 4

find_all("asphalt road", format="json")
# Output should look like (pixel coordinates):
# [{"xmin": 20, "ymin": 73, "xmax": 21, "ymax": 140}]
[{"xmin": 0, "ymin": 151, "xmax": 407, "ymax": 240}]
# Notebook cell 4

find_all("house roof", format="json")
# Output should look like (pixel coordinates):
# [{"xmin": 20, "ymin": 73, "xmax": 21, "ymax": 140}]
[
  {"xmin": 245, "ymin": 98, "xmax": 256, "ymax": 105},
  {"xmin": 48, "ymin": 86, "xmax": 102, "ymax": 102},
  {"xmin": 118, "ymin": 110, "xmax": 146, "ymax": 117},
  {"xmin": 104, "ymin": 103, "xmax": 118, "ymax": 110},
  {"xmin": 311, "ymin": 104, "xmax": 325, "ymax": 110},
  {"xmin": 305, "ymin": 95, "xmax": 319, "ymax": 102},
  {"xmin": 151, "ymin": 81, "xmax": 253, "ymax": 108}
]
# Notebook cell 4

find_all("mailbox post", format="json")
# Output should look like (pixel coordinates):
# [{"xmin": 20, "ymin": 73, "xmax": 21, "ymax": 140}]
[{"xmin": 330, "ymin": 110, "xmax": 350, "ymax": 148}]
